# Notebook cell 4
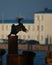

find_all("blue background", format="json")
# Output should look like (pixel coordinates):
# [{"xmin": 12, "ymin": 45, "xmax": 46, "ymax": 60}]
[{"xmin": 0, "ymin": 0, "xmax": 52, "ymax": 19}]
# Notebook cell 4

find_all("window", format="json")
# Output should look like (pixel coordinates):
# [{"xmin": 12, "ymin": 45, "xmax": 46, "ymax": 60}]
[
  {"xmin": 32, "ymin": 25, "xmax": 35, "ymax": 31},
  {"xmin": 37, "ymin": 16, "xmax": 40, "ymax": 21},
  {"xmin": 28, "ymin": 35, "xmax": 30, "ymax": 39},
  {"xmin": 41, "ymin": 35, "xmax": 43, "ymax": 41},
  {"xmin": 41, "ymin": 15, "xmax": 44, "ymax": 21},
  {"xmin": 37, "ymin": 35, "xmax": 39, "ymax": 41},
  {"xmin": 1, "ymin": 34, "xmax": 4, "ymax": 39},
  {"xmin": 37, "ymin": 25, "xmax": 39, "ymax": 31},
  {"xmin": 6, "ymin": 25, "xmax": 8, "ymax": 30},
  {"xmin": 2, "ymin": 25, "xmax": 4, "ymax": 31},
  {"xmin": 41, "ymin": 25, "xmax": 43, "ymax": 31},
  {"xmin": 6, "ymin": 35, "xmax": 8, "ymax": 39},
  {"xmin": 28, "ymin": 25, "xmax": 30, "ymax": 30}
]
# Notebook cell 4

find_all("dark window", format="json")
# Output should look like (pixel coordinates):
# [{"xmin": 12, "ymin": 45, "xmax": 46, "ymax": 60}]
[
  {"xmin": 2, "ymin": 25, "xmax": 4, "ymax": 31},
  {"xmin": 41, "ymin": 35, "xmax": 43, "ymax": 41},
  {"xmin": 6, "ymin": 25, "xmax": 8, "ymax": 30},
  {"xmin": 33, "ymin": 25, "xmax": 35, "ymax": 31},
  {"xmin": 41, "ymin": 16, "xmax": 44, "ymax": 21},
  {"xmin": 28, "ymin": 35, "xmax": 30, "ymax": 39},
  {"xmin": 28, "ymin": 25, "xmax": 30, "ymax": 30},
  {"xmin": 41, "ymin": 25, "xmax": 43, "ymax": 31},
  {"xmin": 37, "ymin": 25, "xmax": 39, "ymax": 31},
  {"xmin": 37, "ymin": 16, "xmax": 40, "ymax": 21}
]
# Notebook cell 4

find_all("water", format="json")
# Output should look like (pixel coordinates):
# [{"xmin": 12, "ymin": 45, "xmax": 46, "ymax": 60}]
[
  {"xmin": 34, "ymin": 51, "xmax": 46, "ymax": 65},
  {"xmin": 2, "ymin": 50, "xmax": 47, "ymax": 65}
]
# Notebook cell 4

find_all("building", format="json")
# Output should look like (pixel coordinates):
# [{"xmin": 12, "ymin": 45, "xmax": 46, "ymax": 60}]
[
  {"xmin": 0, "ymin": 8, "xmax": 52, "ymax": 44},
  {"xmin": 0, "ymin": 19, "xmax": 34, "ymax": 41},
  {"xmin": 34, "ymin": 8, "xmax": 52, "ymax": 44}
]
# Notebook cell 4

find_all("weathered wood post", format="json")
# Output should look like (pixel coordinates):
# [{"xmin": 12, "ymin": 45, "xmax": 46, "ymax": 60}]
[
  {"xmin": 45, "ymin": 45, "xmax": 52, "ymax": 65},
  {"xmin": 8, "ymin": 35, "xmax": 18, "ymax": 54},
  {"xmin": 23, "ymin": 51, "xmax": 36, "ymax": 65},
  {"xmin": 7, "ymin": 35, "xmax": 18, "ymax": 65},
  {"xmin": 7, "ymin": 35, "xmax": 24, "ymax": 65}
]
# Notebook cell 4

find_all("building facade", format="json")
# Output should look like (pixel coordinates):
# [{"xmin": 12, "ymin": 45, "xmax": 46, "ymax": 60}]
[
  {"xmin": 0, "ymin": 19, "xmax": 34, "ymax": 41},
  {"xmin": 0, "ymin": 8, "xmax": 52, "ymax": 44},
  {"xmin": 34, "ymin": 8, "xmax": 52, "ymax": 44}
]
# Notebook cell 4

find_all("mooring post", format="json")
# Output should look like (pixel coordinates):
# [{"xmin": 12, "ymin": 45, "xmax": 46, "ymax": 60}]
[
  {"xmin": 7, "ymin": 35, "xmax": 18, "ymax": 65},
  {"xmin": 45, "ymin": 45, "xmax": 52, "ymax": 65},
  {"xmin": 23, "ymin": 51, "xmax": 36, "ymax": 65},
  {"xmin": 8, "ymin": 35, "xmax": 18, "ymax": 54}
]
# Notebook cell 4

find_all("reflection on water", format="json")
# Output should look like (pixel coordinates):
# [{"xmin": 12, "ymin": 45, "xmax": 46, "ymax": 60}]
[{"xmin": 2, "ymin": 50, "xmax": 47, "ymax": 65}]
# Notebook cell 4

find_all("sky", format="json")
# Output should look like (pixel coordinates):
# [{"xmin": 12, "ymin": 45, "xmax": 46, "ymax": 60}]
[{"xmin": 0, "ymin": 0, "xmax": 52, "ymax": 19}]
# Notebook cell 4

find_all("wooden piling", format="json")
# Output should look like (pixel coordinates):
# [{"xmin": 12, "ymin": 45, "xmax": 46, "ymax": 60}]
[{"xmin": 8, "ymin": 35, "xmax": 18, "ymax": 54}]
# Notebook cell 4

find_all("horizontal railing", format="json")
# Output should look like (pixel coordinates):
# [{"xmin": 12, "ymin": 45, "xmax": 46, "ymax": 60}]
[{"xmin": 0, "ymin": 43, "xmax": 52, "ymax": 51}]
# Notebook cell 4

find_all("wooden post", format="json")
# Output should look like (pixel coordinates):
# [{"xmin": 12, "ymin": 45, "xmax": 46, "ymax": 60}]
[
  {"xmin": 23, "ymin": 51, "xmax": 36, "ymax": 65},
  {"xmin": 8, "ymin": 35, "xmax": 18, "ymax": 54},
  {"xmin": 7, "ymin": 35, "xmax": 24, "ymax": 65},
  {"xmin": 45, "ymin": 45, "xmax": 52, "ymax": 65},
  {"xmin": 7, "ymin": 35, "xmax": 18, "ymax": 65}
]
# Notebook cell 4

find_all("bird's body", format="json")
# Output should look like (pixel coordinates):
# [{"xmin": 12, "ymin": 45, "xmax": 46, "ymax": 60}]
[{"xmin": 8, "ymin": 17, "xmax": 27, "ymax": 36}]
